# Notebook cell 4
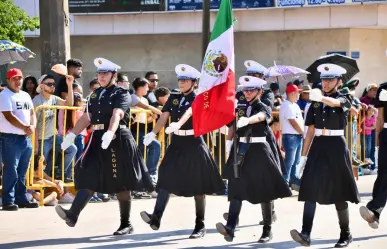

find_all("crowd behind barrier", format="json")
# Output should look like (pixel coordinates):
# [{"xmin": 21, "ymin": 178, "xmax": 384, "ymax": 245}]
[{"xmin": 0, "ymin": 107, "xmax": 370, "ymax": 206}]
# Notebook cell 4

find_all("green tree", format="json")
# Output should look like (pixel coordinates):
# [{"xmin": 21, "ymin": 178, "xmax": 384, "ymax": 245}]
[{"xmin": 0, "ymin": 0, "xmax": 40, "ymax": 44}]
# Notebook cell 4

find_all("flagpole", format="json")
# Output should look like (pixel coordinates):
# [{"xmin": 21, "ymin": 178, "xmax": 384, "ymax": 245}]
[{"xmin": 202, "ymin": 0, "xmax": 210, "ymax": 58}]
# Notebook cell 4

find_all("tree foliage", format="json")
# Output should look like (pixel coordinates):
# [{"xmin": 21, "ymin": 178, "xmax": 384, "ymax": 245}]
[{"xmin": 0, "ymin": 0, "xmax": 40, "ymax": 44}]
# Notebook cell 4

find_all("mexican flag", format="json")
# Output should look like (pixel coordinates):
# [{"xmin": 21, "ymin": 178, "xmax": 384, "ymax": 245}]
[{"xmin": 191, "ymin": 0, "xmax": 235, "ymax": 137}]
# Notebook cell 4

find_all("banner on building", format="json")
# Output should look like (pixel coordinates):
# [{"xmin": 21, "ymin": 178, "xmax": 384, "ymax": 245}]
[
  {"xmin": 168, "ymin": 0, "xmax": 274, "ymax": 11},
  {"xmin": 69, "ymin": 0, "xmax": 165, "ymax": 13},
  {"xmin": 276, "ymin": 0, "xmax": 387, "ymax": 7}
]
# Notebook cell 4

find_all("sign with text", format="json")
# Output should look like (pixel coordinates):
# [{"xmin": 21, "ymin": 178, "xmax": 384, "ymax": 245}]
[
  {"xmin": 69, "ymin": 0, "xmax": 165, "ymax": 13},
  {"xmin": 168, "ymin": 0, "xmax": 274, "ymax": 11},
  {"xmin": 276, "ymin": 0, "xmax": 387, "ymax": 7},
  {"xmin": 327, "ymin": 51, "xmax": 347, "ymax": 56}
]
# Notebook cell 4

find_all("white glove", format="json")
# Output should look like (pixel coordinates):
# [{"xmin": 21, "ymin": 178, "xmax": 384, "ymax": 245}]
[
  {"xmin": 61, "ymin": 133, "xmax": 76, "ymax": 151},
  {"xmin": 226, "ymin": 140, "xmax": 233, "ymax": 155},
  {"xmin": 143, "ymin": 132, "xmax": 156, "ymax": 146},
  {"xmin": 165, "ymin": 122, "xmax": 181, "ymax": 134},
  {"xmin": 379, "ymin": 89, "xmax": 387, "ymax": 101},
  {"xmin": 101, "ymin": 130, "xmax": 115, "ymax": 149},
  {"xmin": 309, "ymin": 89, "xmax": 323, "ymax": 102},
  {"xmin": 237, "ymin": 117, "xmax": 250, "ymax": 129},
  {"xmin": 295, "ymin": 156, "xmax": 308, "ymax": 179}
]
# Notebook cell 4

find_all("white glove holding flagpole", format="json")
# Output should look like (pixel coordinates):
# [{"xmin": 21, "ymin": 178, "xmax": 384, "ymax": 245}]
[
  {"xmin": 237, "ymin": 117, "xmax": 250, "ymax": 129},
  {"xmin": 379, "ymin": 89, "xmax": 387, "ymax": 101},
  {"xmin": 143, "ymin": 132, "xmax": 156, "ymax": 146},
  {"xmin": 309, "ymin": 89, "xmax": 323, "ymax": 102},
  {"xmin": 101, "ymin": 130, "xmax": 115, "ymax": 149},
  {"xmin": 165, "ymin": 122, "xmax": 181, "ymax": 134},
  {"xmin": 295, "ymin": 156, "xmax": 308, "ymax": 179},
  {"xmin": 61, "ymin": 133, "xmax": 76, "ymax": 150}
]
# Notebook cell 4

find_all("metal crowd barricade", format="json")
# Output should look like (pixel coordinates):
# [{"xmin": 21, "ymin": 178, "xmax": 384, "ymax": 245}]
[
  {"xmin": 23, "ymin": 104, "xmax": 370, "ymax": 207},
  {"xmin": 128, "ymin": 108, "xmax": 160, "ymax": 162},
  {"xmin": 28, "ymin": 105, "xmax": 83, "ymax": 206},
  {"xmin": 200, "ymin": 110, "xmax": 365, "ymax": 181}
]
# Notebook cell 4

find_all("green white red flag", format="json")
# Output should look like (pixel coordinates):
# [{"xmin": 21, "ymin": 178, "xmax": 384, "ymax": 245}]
[{"xmin": 191, "ymin": 0, "xmax": 235, "ymax": 137}]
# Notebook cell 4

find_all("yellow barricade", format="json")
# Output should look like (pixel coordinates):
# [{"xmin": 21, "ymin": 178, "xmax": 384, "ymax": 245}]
[{"xmin": 28, "ymin": 105, "xmax": 83, "ymax": 206}]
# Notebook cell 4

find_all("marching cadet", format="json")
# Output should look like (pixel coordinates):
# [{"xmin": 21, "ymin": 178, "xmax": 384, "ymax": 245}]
[
  {"xmin": 223, "ymin": 60, "xmax": 285, "ymax": 227},
  {"xmin": 290, "ymin": 64, "xmax": 360, "ymax": 248},
  {"xmin": 218, "ymin": 76, "xmax": 292, "ymax": 243},
  {"xmin": 56, "ymin": 58, "xmax": 153, "ymax": 235},
  {"xmin": 359, "ymin": 82, "xmax": 387, "ymax": 229},
  {"xmin": 140, "ymin": 64, "xmax": 225, "ymax": 239}
]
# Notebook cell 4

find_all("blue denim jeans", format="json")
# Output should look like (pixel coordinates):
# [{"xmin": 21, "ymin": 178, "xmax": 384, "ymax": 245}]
[
  {"xmin": 366, "ymin": 134, "xmax": 372, "ymax": 158},
  {"xmin": 352, "ymin": 120, "xmax": 358, "ymax": 160},
  {"xmin": 282, "ymin": 134, "xmax": 302, "ymax": 186},
  {"xmin": 361, "ymin": 131, "xmax": 376, "ymax": 170},
  {"xmin": 74, "ymin": 135, "xmax": 85, "ymax": 161},
  {"xmin": 39, "ymin": 135, "xmax": 77, "ymax": 179},
  {"xmin": 0, "ymin": 133, "xmax": 32, "ymax": 205},
  {"xmin": 0, "ymin": 137, "xmax": 3, "ymax": 176},
  {"xmin": 371, "ymin": 130, "xmax": 376, "ymax": 169},
  {"xmin": 136, "ymin": 131, "xmax": 161, "ymax": 176}
]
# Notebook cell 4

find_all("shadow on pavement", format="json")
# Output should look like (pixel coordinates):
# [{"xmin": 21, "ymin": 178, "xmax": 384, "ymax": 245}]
[{"xmin": 1, "ymin": 231, "xmax": 385, "ymax": 249}]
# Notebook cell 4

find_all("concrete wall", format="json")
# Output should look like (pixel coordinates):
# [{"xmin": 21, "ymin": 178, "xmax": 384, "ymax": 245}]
[
  {"xmin": 349, "ymin": 29, "xmax": 387, "ymax": 95},
  {"xmin": 16, "ymin": 29, "xmax": 351, "ymax": 92},
  {"xmin": 14, "ymin": 28, "xmax": 387, "ymax": 95}
]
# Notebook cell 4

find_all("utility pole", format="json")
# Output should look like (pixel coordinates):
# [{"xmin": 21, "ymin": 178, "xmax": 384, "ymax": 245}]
[
  {"xmin": 202, "ymin": 0, "xmax": 211, "ymax": 59},
  {"xmin": 39, "ymin": 0, "xmax": 71, "ymax": 75}
]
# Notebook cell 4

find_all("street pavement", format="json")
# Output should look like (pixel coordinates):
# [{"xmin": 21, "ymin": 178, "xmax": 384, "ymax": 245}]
[{"xmin": 0, "ymin": 175, "xmax": 386, "ymax": 249}]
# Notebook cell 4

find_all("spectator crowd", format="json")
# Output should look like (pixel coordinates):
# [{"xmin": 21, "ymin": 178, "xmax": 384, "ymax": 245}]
[{"xmin": 0, "ymin": 58, "xmax": 381, "ymax": 209}]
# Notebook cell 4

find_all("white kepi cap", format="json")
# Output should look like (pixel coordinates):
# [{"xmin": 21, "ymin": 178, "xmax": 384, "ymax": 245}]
[
  {"xmin": 175, "ymin": 64, "xmax": 201, "ymax": 80},
  {"xmin": 318, "ymin": 63, "xmax": 347, "ymax": 79},
  {"xmin": 238, "ymin": 76, "xmax": 267, "ymax": 91},
  {"xmin": 94, "ymin": 58, "xmax": 121, "ymax": 73},
  {"xmin": 244, "ymin": 60, "xmax": 268, "ymax": 75}
]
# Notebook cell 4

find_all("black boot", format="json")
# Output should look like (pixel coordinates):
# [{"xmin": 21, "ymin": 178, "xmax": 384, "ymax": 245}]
[
  {"xmin": 335, "ymin": 207, "xmax": 353, "ymax": 248},
  {"xmin": 223, "ymin": 212, "xmax": 239, "ymax": 228},
  {"xmin": 140, "ymin": 188, "xmax": 169, "ymax": 231},
  {"xmin": 290, "ymin": 201, "xmax": 315, "ymax": 247},
  {"xmin": 258, "ymin": 202, "xmax": 273, "ymax": 243},
  {"xmin": 290, "ymin": 229, "xmax": 311, "ymax": 247},
  {"xmin": 55, "ymin": 189, "xmax": 93, "ymax": 227},
  {"xmin": 217, "ymin": 199, "xmax": 242, "ymax": 242},
  {"xmin": 259, "ymin": 201, "xmax": 277, "ymax": 225},
  {"xmin": 189, "ymin": 196, "xmax": 206, "ymax": 239},
  {"xmin": 216, "ymin": 222, "xmax": 235, "ymax": 242},
  {"xmin": 113, "ymin": 200, "xmax": 134, "ymax": 235}
]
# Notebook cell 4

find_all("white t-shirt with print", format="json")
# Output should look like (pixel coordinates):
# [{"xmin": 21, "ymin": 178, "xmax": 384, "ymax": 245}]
[
  {"xmin": 0, "ymin": 88, "xmax": 33, "ymax": 135},
  {"xmin": 279, "ymin": 100, "xmax": 304, "ymax": 135}
]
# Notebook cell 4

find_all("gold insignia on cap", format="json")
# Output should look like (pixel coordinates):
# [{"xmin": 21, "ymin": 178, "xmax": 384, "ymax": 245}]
[
  {"xmin": 324, "ymin": 66, "xmax": 329, "ymax": 71},
  {"xmin": 245, "ymin": 77, "xmax": 249, "ymax": 82},
  {"xmin": 181, "ymin": 67, "xmax": 185, "ymax": 71},
  {"xmin": 247, "ymin": 62, "xmax": 251, "ymax": 66},
  {"xmin": 98, "ymin": 60, "xmax": 102, "ymax": 65}
]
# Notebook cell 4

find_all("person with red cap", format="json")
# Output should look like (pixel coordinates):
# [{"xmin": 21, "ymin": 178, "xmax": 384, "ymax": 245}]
[
  {"xmin": 0, "ymin": 68, "xmax": 38, "ymax": 210},
  {"xmin": 279, "ymin": 84, "xmax": 304, "ymax": 191}
]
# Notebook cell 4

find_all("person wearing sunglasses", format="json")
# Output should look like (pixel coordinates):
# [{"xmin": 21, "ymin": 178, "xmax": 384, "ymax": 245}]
[
  {"xmin": 144, "ymin": 71, "xmax": 159, "ymax": 107},
  {"xmin": 32, "ymin": 74, "xmax": 77, "ymax": 186}
]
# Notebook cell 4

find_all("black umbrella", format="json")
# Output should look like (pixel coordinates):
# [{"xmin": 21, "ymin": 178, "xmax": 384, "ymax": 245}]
[{"xmin": 306, "ymin": 53, "xmax": 360, "ymax": 84}]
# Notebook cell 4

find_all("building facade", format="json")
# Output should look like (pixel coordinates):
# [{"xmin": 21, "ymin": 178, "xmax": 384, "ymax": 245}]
[{"xmin": 13, "ymin": 0, "xmax": 387, "ymax": 93}]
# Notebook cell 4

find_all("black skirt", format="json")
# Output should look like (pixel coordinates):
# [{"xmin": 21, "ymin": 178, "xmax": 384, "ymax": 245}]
[
  {"xmin": 225, "ymin": 142, "xmax": 292, "ymax": 204},
  {"xmin": 156, "ymin": 135, "xmax": 225, "ymax": 197},
  {"xmin": 75, "ymin": 128, "xmax": 154, "ymax": 193},
  {"xmin": 298, "ymin": 136, "xmax": 360, "ymax": 204}
]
